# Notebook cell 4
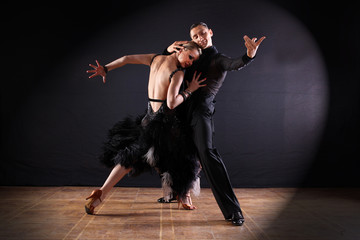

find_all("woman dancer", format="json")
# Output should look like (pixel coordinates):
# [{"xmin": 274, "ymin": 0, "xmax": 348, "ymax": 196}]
[{"xmin": 85, "ymin": 41, "xmax": 205, "ymax": 214}]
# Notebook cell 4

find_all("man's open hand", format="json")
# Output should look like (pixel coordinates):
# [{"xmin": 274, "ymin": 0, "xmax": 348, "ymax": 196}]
[{"xmin": 243, "ymin": 35, "xmax": 266, "ymax": 58}]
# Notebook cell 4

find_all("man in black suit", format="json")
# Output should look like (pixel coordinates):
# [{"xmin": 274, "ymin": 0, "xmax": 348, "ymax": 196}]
[{"xmin": 159, "ymin": 22, "xmax": 265, "ymax": 226}]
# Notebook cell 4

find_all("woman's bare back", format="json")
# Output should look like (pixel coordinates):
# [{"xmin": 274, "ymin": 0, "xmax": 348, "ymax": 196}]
[{"xmin": 148, "ymin": 55, "xmax": 178, "ymax": 112}]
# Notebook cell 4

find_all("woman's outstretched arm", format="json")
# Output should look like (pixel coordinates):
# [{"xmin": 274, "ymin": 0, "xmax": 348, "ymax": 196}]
[
  {"xmin": 87, "ymin": 54, "xmax": 156, "ymax": 83},
  {"xmin": 105, "ymin": 54, "xmax": 156, "ymax": 70}
]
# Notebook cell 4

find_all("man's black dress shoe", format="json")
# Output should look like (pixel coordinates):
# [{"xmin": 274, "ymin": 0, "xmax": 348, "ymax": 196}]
[
  {"xmin": 228, "ymin": 211, "xmax": 245, "ymax": 226},
  {"xmin": 157, "ymin": 196, "xmax": 177, "ymax": 203}
]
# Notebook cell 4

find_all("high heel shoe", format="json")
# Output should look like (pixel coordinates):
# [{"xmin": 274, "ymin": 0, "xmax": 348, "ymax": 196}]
[
  {"xmin": 85, "ymin": 189, "xmax": 102, "ymax": 215},
  {"xmin": 177, "ymin": 195, "xmax": 197, "ymax": 210}
]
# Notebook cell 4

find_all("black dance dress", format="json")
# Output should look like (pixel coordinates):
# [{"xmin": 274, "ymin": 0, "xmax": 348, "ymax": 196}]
[{"xmin": 99, "ymin": 67, "xmax": 200, "ymax": 199}]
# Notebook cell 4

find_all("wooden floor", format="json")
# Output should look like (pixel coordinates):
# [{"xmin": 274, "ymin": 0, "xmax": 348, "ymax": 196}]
[{"xmin": 0, "ymin": 187, "xmax": 359, "ymax": 240}]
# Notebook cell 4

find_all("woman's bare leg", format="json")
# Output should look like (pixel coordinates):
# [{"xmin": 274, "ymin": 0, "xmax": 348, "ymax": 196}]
[{"xmin": 91, "ymin": 164, "xmax": 131, "ymax": 207}]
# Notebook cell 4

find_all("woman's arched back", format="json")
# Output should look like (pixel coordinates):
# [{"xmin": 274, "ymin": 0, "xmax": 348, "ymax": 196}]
[{"xmin": 148, "ymin": 54, "xmax": 179, "ymax": 112}]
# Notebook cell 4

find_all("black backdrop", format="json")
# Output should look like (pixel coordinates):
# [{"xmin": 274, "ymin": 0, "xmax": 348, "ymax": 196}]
[{"xmin": 2, "ymin": 0, "xmax": 359, "ymax": 188}]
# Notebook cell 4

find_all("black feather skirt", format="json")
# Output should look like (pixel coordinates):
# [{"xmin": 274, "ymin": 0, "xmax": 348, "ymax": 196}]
[
  {"xmin": 99, "ymin": 113, "xmax": 151, "ymax": 177},
  {"xmin": 99, "ymin": 102, "xmax": 200, "ymax": 198}
]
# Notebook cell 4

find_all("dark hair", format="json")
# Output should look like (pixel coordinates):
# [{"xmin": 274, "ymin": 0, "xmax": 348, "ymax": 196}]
[{"xmin": 190, "ymin": 22, "xmax": 209, "ymax": 31}]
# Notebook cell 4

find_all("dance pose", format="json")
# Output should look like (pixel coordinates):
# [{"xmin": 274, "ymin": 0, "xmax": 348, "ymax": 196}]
[
  {"xmin": 85, "ymin": 41, "xmax": 205, "ymax": 214},
  {"xmin": 158, "ymin": 22, "xmax": 265, "ymax": 226}
]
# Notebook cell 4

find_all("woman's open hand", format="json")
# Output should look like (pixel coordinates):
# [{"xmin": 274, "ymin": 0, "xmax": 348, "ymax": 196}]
[
  {"xmin": 187, "ymin": 71, "xmax": 207, "ymax": 93},
  {"xmin": 87, "ymin": 60, "xmax": 107, "ymax": 83}
]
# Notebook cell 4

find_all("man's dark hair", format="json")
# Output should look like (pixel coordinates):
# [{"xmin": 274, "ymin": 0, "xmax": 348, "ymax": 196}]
[{"xmin": 190, "ymin": 22, "xmax": 209, "ymax": 31}]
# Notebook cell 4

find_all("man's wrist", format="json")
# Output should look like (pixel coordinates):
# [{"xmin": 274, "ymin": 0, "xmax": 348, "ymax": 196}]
[
  {"xmin": 246, "ymin": 53, "xmax": 256, "ymax": 59},
  {"xmin": 243, "ymin": 54, "xmax": 255, "ymax": 63}
]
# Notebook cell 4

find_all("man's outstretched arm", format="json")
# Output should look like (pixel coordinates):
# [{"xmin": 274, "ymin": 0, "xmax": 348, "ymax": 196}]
[{"xmin": 216, "ymin": 35, "xmax": 265, "ymax": 71}]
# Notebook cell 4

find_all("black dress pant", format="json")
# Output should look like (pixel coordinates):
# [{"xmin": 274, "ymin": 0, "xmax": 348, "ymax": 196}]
[{"xmin": 190, "ymin": 97, "xmax": 241, "ymax": 219}]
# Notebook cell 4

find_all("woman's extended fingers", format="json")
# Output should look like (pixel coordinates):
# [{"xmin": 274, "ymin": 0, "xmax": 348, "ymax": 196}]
[
  {"xmin": 192, "ymin": 71, "xmax": 203, "ymax": 81},
  {"xmin": 198, "ymin": 78, "xmax": 207, "ymax": 87},
  {"xmin": 89, "ymin": 63, "xmax": 97, "ymax": 69},
  {"xmin": 191, "ymin": 71, "xmax": 197, "ymax": 80},
  {"xmin": 195, "ymin": 72, "xmax": 202, "ymax": 81},
  {"xmin": 198, "ymin": 78, "xmax": 207, "ymax": 83},
  {"xmin": 87, "ymin": 60, "xmax": 108, "ymax": 79},
  {"xmin": 87, "ymin": 63, "xmax": 99, "ymax": 78},
  {"xmin": 89, "ymin": 72, "xmax": 98, "ymax": 78}
]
